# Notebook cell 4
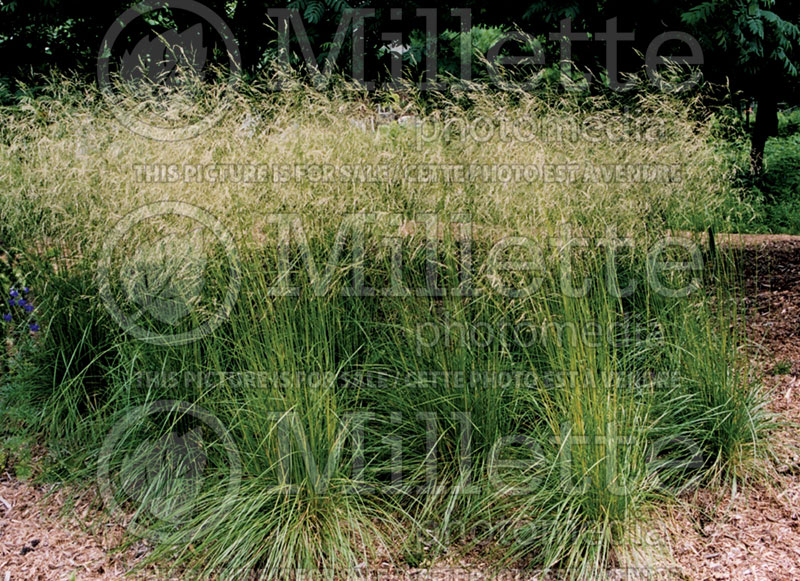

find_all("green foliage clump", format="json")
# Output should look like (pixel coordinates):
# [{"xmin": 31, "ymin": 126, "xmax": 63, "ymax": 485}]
[{"xmin": 0, "ymin": 77, "xmax": 771, "ymax": 580}]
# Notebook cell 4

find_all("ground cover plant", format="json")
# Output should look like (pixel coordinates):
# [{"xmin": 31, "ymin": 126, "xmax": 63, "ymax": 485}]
[
  {"xmin": 0, "ymin": 76, "xmax": 771, "ymax": 580},
  {"xmin": 710, "ymin": 105, "xmax": 800, "ymax": 234}
]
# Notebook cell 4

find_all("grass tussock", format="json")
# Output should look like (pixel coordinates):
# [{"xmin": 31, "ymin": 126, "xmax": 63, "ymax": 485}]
[{"xmin": 0, "ymin": 74, "xmax": 769, "ymax": 580}]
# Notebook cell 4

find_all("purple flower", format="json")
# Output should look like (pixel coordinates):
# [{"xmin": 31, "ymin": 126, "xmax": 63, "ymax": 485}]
[
  {"xmin": 24, "ymin": 304, "xmax": 34, "ymax": 313},
  {"xmin": 7, "ymin": 299, "xmax": 13, "ymax": 306},
  {"xmin": 9, "ymin": 289, "xmax": 18, "ymax": 298},
  {"xmin": 22, "ymin": 287, "xmax": 30, "ymax": 294},
  {"xmin": 2, "ymin": 314, "xmax": 11, "ymax": 322},
  {"xmin": 29, "ymin": 323, "xmax": 40, "ymax": 333},
  {"xmin": 16, "ymin": 299, "xmax": 26, "ymax": 307}
]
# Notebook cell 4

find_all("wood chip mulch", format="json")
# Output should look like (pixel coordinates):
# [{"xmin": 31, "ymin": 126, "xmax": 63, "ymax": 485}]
[{"xmin": 0, "ymin": 479, "xmax": 172, "ymax": 580}]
